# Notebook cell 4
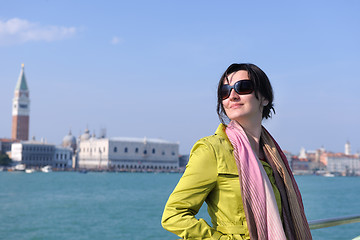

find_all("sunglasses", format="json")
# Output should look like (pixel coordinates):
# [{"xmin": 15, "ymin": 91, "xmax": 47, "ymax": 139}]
[{"xmin": 220, "ymin": 80, "xmax": 254, "ymax": 100}]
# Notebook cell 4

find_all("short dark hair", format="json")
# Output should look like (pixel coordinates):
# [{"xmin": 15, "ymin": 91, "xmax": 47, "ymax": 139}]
[{"xmin": 216, "ymin": 63, "xmax": 275, "ymax": 123}]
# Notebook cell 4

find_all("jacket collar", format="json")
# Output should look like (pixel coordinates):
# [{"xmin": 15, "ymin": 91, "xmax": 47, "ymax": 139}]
[{"xmin": 214, "ymin": 123, "xmax": 233, "ymax": 148}]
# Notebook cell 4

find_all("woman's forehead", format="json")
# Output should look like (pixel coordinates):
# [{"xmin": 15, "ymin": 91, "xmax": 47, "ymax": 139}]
[{"xmin": 225, "ymin": 70, "xmax": 249, "ymax": 84}]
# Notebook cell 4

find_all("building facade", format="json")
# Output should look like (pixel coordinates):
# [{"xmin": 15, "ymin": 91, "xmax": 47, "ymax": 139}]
[
  {"xmin": 78, "ymin": 136, "xmax": 179, "ymax": 171},
  {"xmin": 0, "ymin": 138, "xmax": 17, "ymax": 154},
  {"xmin": 12, "ymin": 64, "xmax": 30, "ymax": 141},
  {"xmin": 11, "ymin": 141, "xmax": 72, "ymax": 170},
  {"xmin": 325, "ymin": 153, "xmax": 360, "ymax": 176}
]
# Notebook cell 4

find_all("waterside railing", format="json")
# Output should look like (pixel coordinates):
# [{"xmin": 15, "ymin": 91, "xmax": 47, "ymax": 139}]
[
  {"xmin": 309, "ymin": 214, "xmax": 360, "ymax": 239},
  {"xmin": 309, "ymin": 214, "xmax": 360, "ymax": 230}
]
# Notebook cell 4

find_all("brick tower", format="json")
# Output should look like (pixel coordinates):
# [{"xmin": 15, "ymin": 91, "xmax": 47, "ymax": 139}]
[{"xmin": 11, "ymin": 64, "xmax": 30, "ymax": 141}]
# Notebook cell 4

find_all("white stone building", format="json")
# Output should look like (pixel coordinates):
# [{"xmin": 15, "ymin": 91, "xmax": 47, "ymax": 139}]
[
  {"xmin": 322, "ymin": 141, "xmax": 360, "ymax": 176},
  {"xmin": 326, "ymin": 153, "xmax": 360, "ymax": 176},
  {"xmin": 53, "ymin": 146, "xmax": 73, "ymax": 169},
  {"xmin": 78, "ymin": 136, "xmax": 179, "ymax": 171},
  {"xmin": 11, "ymin": 141, "xmax": 72, "ymax": 169}
]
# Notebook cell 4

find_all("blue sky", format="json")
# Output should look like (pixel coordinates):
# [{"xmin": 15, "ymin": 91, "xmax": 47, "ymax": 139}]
[{"xmin": 1, "ymin": 1, "xmax": 360, "ymax": 155}]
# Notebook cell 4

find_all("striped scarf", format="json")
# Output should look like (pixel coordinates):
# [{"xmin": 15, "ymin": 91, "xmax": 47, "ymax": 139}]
[{"xmin": 225, "ymin": 121, "xmax": 312, "ymax": 240}]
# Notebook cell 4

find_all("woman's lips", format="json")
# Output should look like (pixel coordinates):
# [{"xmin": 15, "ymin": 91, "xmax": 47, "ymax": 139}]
[{"xmin": 230, "ymin": 103, "xmax": 243, "ymax": 108}]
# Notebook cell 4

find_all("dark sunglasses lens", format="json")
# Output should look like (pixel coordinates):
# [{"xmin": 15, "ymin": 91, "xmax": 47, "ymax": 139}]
[
  {"xmin": 221, "ymin": 85, "xmax": 231, "ymax": 100},
  {"xmin": 235, "ymin": 80, "xmax": 253, "ymax": 94}
]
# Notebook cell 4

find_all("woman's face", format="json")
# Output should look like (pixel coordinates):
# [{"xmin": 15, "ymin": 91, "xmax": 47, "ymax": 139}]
[{"xmin": 222, "ymin": 70, "xmax": 267, "ymax": 124}]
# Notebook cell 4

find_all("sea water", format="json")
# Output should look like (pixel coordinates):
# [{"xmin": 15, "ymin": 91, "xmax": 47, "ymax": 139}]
[{"xmin": 0, "ymin": 172, "xmax": 359, "ymax": 240}]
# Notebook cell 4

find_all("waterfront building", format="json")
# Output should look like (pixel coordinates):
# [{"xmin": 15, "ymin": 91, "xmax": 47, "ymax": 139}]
[
  {"xmin": 299, "ymin": 147, "xmax": 307, "ymax": 159},
  {"xmin": 77, "ymin": 131, "xmax": 179, "ymax": 171},
  {"xmin": 290, "ymin": 147, "xmax": 312, "ymax": 174},
  {"xmin": 291, "ymin": 155, "xmax": 311, "ymax": 174},
  {"xmin": 61, "ymin": 130, "xmax": 78, "ymax": 168},
  {"xmin": 11, "ymin": 140, "xmax": 72, "ymax": 170},
  {"xmin": 292, "ymin": 146, "xmax": 328, "ymax": 174},
  {"xmin": 12, "ymin": 64, "xmax": 30, "ymax": 141},
  {"xmin": 53, "ymin": 146, "xmax": 73, "ymax": 169},
  {"xmin": 0, "ymin": 138, "xmax": 18, "ymax": 154},
  {"xmin": 314, "ymin": 141, "xmax": 360, "ymax": 176},
  {"xmin": 323, "ymin": 152, "xmax": 360, "ymax": 176},
  {"xmin": 62, "ymin": 130, "xmax": 77, "ymax": 153}
]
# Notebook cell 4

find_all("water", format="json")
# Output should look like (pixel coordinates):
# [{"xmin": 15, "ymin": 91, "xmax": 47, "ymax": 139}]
[
  {"xmin": 0, "ymin": 172, "xmax": 359, "ymax": 240},
  {"xmin": 297, "ymin": 176, "xmax": 360, "ymax": 240}
]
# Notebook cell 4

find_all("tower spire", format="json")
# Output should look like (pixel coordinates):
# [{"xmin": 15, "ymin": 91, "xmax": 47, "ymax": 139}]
[
  {"xmin": 345, "ymin": 141, "xmax": 351, "ymax": 155},
  {"xmin": 15, "ymin": 63, "xmax": 29, "ymax": 91},
  {"xmin": 11, "ymin": 63, "xmax": 30, "ymax": 140}
]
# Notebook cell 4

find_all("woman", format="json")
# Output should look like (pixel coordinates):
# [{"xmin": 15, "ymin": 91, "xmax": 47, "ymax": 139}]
[{"xmin": 161, "ymin": 63, "xmax": 312, "ymax": 240}]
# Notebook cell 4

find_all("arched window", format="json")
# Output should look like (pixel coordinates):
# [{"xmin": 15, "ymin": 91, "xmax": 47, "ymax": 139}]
[
  {"xmin": 114, "ymin": 147, "xmax": 117, "ymax": 153},
  {"xmin": 124, "ymin": 147, "xmax": 128, "ymax": 153},
  {"xmin": 135, "ymin": 148, "xmax": 139, "ymax": 153},
  {"xmin": 143, "ymin": 150, "xmax": 147, "ymax": 155},
  {"xmin": 152, "ymin": 148, "xmax": 155, "ymax": 154}
]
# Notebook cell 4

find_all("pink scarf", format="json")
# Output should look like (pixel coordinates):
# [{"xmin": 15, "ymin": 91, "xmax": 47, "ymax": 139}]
[{"xmin": 225, "ymin": 121, "xmax": 312, "ymax": 240}]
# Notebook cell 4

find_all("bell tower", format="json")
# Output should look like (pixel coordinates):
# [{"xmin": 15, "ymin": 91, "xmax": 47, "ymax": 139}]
[{"xmin": 11, "ymin": 63, "xmax": 30, "ymax": 141}]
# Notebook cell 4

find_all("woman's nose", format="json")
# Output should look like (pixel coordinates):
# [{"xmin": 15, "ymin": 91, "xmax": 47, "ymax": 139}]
[{"xmin": 229, "ymin": 88, "xmax": 239, "ymax": 100}]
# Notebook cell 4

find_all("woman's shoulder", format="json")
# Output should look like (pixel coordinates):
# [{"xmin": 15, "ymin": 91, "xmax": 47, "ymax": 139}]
[
  {"xmin": 189, "ymin": 124, "xmax": 238, "ymax": 175},
  {"xmin": 192, "ymin": 125, "xmax": 229, "ymax": 150}
]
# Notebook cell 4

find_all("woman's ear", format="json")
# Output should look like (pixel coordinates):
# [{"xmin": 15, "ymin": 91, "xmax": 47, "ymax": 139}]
[{"xmin": 262, "ymin": 98, "xmax": 269, "ymax": 107}]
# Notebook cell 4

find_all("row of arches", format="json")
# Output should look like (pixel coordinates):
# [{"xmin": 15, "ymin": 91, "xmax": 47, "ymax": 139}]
[
  {"xmin": 111, "ymin": 164, "xmax": 177, "ymax": 170},
  {"xmin": 113, "ymin": 146, "xmax": 176, "ymax": 156}
]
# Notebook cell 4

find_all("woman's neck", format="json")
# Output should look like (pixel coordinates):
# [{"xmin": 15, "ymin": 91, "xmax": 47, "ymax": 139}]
[{"xmin": 236, "ymin": 119, "xmax": 263, "ymax": 158}]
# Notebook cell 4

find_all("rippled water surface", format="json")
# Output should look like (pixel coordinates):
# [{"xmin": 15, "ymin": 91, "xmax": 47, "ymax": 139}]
[{"xmin": 0, "ymin": 172, "xmax": 359, "ymax": 240}]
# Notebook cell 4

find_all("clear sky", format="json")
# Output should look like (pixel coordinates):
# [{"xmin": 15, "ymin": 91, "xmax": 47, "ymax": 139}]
[{"xmin": 1, "ymin": 0, "xmax": 360, "ymax": 155}]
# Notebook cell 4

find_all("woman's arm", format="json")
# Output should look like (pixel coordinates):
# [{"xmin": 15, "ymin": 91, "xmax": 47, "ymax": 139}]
[{"xmin": 161, "ymin": 139, "xmax": 219, "ymax": 239}]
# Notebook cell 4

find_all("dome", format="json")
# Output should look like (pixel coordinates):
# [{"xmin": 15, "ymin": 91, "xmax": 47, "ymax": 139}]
[
  {"xmin": 80, "ymin": 128, "xmax": 91, "ymax": 141},
  {"xmin": 89, "ymin": 132, "xmax": 96, "ymax": 140},
  {"xmin": 62, "ymin": 130, "xmax": 77, "ymax": 150}
]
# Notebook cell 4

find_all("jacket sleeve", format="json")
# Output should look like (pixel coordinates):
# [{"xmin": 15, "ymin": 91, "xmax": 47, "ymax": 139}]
[{"xmin": 161, "ymin": 139, "xmax": 219, "ymax": 239}]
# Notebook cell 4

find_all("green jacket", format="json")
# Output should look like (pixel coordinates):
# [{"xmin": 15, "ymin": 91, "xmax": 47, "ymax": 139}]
[{"xmin": 162, "ymin": 124, "xmax": 282, "ymax": 240}]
